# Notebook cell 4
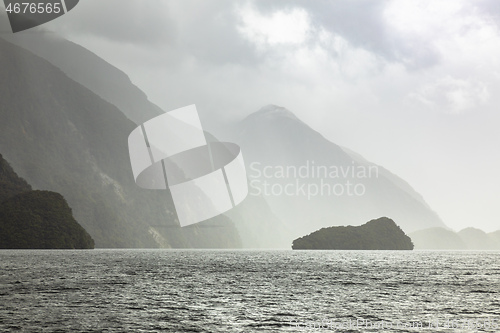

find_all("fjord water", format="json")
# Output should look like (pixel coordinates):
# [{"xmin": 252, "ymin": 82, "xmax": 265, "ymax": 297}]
[{"xmin": 1, "ymin": 250, "xmax": 499, "ymax": 332}]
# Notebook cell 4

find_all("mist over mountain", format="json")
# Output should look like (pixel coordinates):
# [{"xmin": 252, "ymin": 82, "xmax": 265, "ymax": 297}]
[
  {"xmin": 4, "ymin": 32, "xmax": 287, "ymax": 248},
  {"xmin": 223, "ymin": 193, "xmax": 290, "ymax": 248},
  {"xmin": 201, "ymin": 132, "xmax": 290, "ymax": 248},
  {"xmin": 490, "ymin": 230, "xmax": 500, "ymax": 244},
  {"xmin": 410, "ymin": 227, "xmax": 500, "ymax": 250},
  {"xmin": 0, "ymin": 30, "xmax": 448, "ymax": 249},
  {"xmin": 0, "ymin": 37, "xmax": 240, "ymax": 248},
  {"xmin": 409, "ymin": 227, "xmax": 467, "ymax": 250},
  {"xmin": 458, "ymin": 228, "xmax": 498, "ymax": 250},
  {"xmin": 227, "ymin": 104, "xmax": 446, "ymax": 242},
  {"xmin": 3, "ymin": 33, "xmax": 163, "ymax": 124}
]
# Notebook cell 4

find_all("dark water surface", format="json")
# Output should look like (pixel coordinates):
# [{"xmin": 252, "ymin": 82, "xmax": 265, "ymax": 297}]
[{"xmin": 1, "ymin": 250, "xmax": 499, "ymax": 332}]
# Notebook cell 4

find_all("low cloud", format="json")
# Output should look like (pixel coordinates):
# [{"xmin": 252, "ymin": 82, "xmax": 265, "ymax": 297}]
[
  {"xmin": 48, "ymin": 0, "xmax": 174, "ymax": 45},
  {"xmin": 26, "ymin": 0, "xmax": 500, "ymax": 233},
  {"xmin": 409, "ymin": 77, "xmax": 490, "ymax": 114}
]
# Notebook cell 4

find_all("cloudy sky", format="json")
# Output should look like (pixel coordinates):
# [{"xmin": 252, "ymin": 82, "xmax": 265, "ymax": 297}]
[{"xmin": 11, "ymin": 0, "xmax": 500, "ymax": 231}]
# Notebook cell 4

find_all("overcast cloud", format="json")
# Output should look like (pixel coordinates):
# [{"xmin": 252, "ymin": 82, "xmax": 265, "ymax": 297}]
[{"xmin": 17, "ymin": 0, "xmax": 500, "ymax": 232}]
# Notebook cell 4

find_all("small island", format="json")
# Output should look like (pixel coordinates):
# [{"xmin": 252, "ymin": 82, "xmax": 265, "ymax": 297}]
[{"xmin": 292, "ymin": 217, "xmax": 414, "ymax": 250}]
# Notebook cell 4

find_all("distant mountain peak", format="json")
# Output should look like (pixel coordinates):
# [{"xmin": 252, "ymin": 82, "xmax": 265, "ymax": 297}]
[
  {"xmin": 246, "ymin": 104, "xmax": 298, "ymax": 122},
  {"xmin": 234, "ymin": 103, "xmax": 446, "ymax": 238}
]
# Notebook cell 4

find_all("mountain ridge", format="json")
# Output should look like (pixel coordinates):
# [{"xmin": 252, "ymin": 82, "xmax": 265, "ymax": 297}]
[
  {"xmin": 229, "ymin": 104, "xmax": 446, "ymax": 242},
  {"xmin": 410, "ymin": 227, "xmax": 500, "ymax": 250},
  {"xmin": 0, "ymin": 28, "xmax": 447, "ymax": 248},
  {"xmin": 0, "ymin": 153, "xmax": 94, "ymax": 249},
  {"xmin": 2, "ymin": 32, "xmax": 163, "ymax": 124},
  {"xmin": 0, "ymin": 36, "xmax": 241, "ymax": 248}
]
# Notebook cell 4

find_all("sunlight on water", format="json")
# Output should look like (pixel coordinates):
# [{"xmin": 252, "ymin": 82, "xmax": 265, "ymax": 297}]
[{"xmin": 1, "ymin": 250, "xmax": 499, "ymax": 332}]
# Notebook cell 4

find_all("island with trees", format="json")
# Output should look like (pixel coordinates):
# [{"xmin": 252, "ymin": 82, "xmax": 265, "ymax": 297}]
[{"xmin": 292, "ymin": 217, "xmax": 414, "ymax": 250}]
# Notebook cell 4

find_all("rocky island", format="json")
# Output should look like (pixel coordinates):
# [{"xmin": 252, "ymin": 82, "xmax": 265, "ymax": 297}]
[{"xmin": 292, "ymin": 217, "xmax": 414, "ymax": 250}]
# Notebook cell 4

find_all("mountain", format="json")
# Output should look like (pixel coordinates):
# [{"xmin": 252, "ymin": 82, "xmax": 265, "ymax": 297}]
[
  {"xmin": 457, "ymin": 228, "xmax": 498, "ymax": 250},
  {"xmin": 2, "ymin": 27, "xmax": 296, "ymax": 248},
  {"xmin": 0, "ymin": 37, "xmax": 241, "ymax": 248},
  {"xmin": 224, "ymin": 193, "xmax": 290, "ymax": 248},
  {"xmin": 0, "ymin": 27, "xmax": 446, "ymax": 249},
  {"xmin": 292, "ymin": 217, "xmax": 414, "ymax": 250},
  {"xmin": 227, "ymin": 104, "xmax": 446, "ymax": 243},
  {"xmin": 0, "ymin": 191, "xmax": 95, "ymax": 249},
  {"xmin": 489, "ymin": 230, "xmax": 500, "ymax": 244},
  {"xmin": 409, "ymin": 227, "xmax": 500, "ymax": 250},
  {"xmin": 409, "ymin": 227, "xmax": 467, "ymax": 250},
  {"xmin": 202, "ymin": 132, "xmax": 291, "ymax": 248},
  {"xmin": 0, "ymin": 152, "xmax": 31, "ymax": 202},
  {"xmin": 2, "ymin": 32, "xmax": 162, "ymax": 124},
  {"xmin": 0, "ymin": 154, "xmax": 94, "ymax": 249}
]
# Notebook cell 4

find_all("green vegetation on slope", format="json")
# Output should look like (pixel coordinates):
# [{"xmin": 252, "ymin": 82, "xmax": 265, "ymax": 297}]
[
  {"xmin": 0, "ymin": 38, "xmax": 241, "ymax": 248},
  {"xmin": 0, "ymin": 190, "xmax": 94, "ymax": 249},
  {"xmin": 0, "ymin": 153, "xmax": 31, "ymax": 202},
  {"xmin": 1, "ymin": 154, "xmax": 94, "ymax": 249}
]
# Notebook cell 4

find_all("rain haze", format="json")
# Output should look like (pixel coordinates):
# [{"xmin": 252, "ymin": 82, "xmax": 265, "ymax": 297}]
[{"xmin": 27, "ymin": 0, "xmax": 500, "ymax": 232}]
